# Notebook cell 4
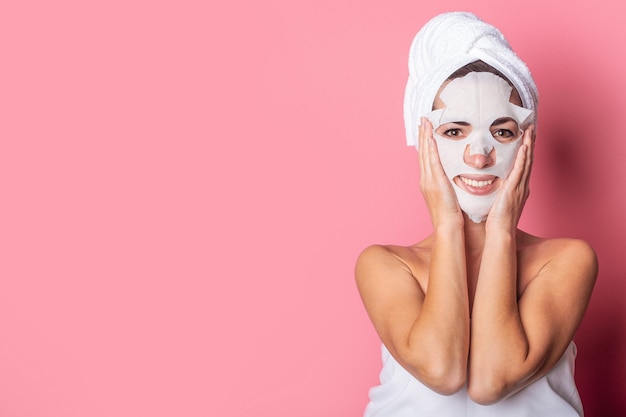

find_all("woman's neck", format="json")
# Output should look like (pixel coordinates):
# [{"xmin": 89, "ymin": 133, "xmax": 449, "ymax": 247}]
[{"xmin": 463, "ymin": 213, "xmax": 487, "ymax": 258}]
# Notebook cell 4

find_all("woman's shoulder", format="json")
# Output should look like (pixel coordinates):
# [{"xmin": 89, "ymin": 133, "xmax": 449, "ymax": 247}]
[
  {"xmin": 356, "ymin": 238, "xmax": 434, "ymax": 277},
  {"xmin": 516, "ymin": 230, "xmax": 598, "ymax": 291},
  {"xmin": 355, "ymin": 241, "xmax": 432, "ymax": 299},
  {"xmin": 517, "ymin": 230, "xmax": 596, "ymax": 261},
  {"xmin": 357, "ymin": 238, "xmax": 433, "ymax": 269}
]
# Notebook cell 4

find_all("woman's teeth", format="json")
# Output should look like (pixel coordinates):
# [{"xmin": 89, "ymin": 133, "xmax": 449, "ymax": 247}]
[{"xmin": 461, "ymin": 177, "xmax": 494, "ymax": 188}]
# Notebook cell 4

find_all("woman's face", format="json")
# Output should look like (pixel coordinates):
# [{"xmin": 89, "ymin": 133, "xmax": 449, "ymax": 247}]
[{"xmin": 426, "ymin": 72, "xmax": 533, "ymax": 223}]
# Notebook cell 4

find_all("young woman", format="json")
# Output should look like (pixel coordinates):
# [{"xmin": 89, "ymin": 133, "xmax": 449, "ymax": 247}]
[{"xmin": 356, "ymin": 12, "xmax": 597, "ymax": 416}]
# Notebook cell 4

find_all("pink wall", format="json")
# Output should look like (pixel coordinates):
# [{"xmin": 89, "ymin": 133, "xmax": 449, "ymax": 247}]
[{"xmin": 1, "ymin": 1, "xmax": 624, "ymax": 416}]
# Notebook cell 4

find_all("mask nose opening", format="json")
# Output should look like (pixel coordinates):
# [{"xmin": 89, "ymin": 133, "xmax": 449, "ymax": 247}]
[{"xmin": 468, "ymin": 131, "xmax": 494, "ymax": 156}]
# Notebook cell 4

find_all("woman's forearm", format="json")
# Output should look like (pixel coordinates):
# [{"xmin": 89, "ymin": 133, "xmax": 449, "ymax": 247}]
[
  {"xmin": 468, "ymin": 229, "xmax": 528, "ymax": 403},
  {"xmin": 405, "ymin": 223, "xmax": 470, "ymax": 392}
]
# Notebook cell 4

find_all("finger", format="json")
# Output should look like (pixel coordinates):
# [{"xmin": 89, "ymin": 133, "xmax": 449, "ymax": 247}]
[
  {"xmin": 428, "ymin": 133, "xmax": 447, "ymax": 179},
  {"xmin": 520, "ymin": 127, "xmax": 534, "ymax": 187},
  {"xmin": 421, "ymin": 118, "xmax": 434, "ymax": 177},
  {"xmin": 504, "ymin": 142, "xmax": 527, "ymax": 192},
  {"xmin": 426, "ymin": 122, "xmax": 446, "ymax": 184},
  {"xmin": 423, "ymin": 118, "xmax": 453, "ymax": 180},
  {"xmin": 418, "ymin": 118, "xmax": 428, "ymax": 179}
]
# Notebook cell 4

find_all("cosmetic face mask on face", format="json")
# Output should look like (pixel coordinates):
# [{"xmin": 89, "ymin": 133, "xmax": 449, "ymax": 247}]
[{"xmin": 425, "ymin": 72, "xmax": 533, "ymax": 223}]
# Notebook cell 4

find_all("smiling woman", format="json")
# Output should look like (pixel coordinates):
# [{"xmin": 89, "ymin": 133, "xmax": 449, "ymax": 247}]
[
  {"xmin": 356, "ymin": 11, "xmax": 597, "ymax": 416},
  {"xmin": 427, "ymin": 70, "xmax": 531, "ymax": 222}
]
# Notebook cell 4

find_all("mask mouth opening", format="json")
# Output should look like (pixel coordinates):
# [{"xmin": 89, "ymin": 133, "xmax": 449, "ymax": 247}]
[{"xmin": 455, "ymin": 175, "xmax": 499, "ymax": 196}]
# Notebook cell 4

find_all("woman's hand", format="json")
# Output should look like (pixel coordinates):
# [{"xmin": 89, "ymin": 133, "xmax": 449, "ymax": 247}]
[
  {"xmin": 419, "ymin": 117, "xmax": 463, "ymax": 228},
  {"xmin": 486, "ymin": 126, "xmax": 535, "ymax": 232}
]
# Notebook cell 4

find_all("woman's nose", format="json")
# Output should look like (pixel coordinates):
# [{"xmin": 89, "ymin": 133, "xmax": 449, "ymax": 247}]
[{"xmin": 464, "ymin": 139, "xmax": 495, "ymax": 169}]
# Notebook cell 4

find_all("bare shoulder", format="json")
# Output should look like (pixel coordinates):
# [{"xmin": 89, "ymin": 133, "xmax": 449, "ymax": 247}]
[
  {"xmin": 517, "ymin": 231, "xmax": 597, "ymax": 266},
  {"xmin": 356, "ymin": 240, "xmax": 431, "ymax": 278},
  {"xmin": 516, "ymin": 231, "xmax": 598, "ymax": 294},
  {"xmin": 355, "ymin": 240, "xmax": 433, "ymax": 293}
]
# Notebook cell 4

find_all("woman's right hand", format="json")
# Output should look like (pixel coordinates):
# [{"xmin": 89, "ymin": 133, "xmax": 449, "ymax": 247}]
[{"xmin": 418, "ymin": 117, "xmax": 463, "ymax": 228}]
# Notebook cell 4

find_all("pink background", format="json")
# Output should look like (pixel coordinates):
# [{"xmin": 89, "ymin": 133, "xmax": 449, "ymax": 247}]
[{"xmin": 1, "ymin": 1, "xmax": 624, "ymax": 416}]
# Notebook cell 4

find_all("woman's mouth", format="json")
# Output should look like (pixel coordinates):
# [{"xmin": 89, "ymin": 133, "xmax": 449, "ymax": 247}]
[
  {"xmin": 460, "ymin": 177, "xmax": 494, "ymax": 188},
  {"xmin": 455, "ymin": 175, "xmax": 499, "ymax": 195}
]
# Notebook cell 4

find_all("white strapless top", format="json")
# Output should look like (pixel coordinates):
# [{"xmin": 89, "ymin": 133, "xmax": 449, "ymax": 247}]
[{"xmin": 364, "ymin": 342, "xmax": 583, "ymax": 416}]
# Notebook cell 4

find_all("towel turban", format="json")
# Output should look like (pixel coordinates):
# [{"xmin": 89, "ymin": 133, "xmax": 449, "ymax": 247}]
[{"xmin": 403, "ymin": 12, "xmax": 538, "ymax": 148}]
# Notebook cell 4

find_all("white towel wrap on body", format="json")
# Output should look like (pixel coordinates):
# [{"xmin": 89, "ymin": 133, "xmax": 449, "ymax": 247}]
[{"xmin": 364, "ymin": 342, "xmax": 583, "ymax": 417}]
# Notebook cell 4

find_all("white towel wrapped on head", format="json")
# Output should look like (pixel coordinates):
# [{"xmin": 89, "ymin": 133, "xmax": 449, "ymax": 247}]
[{"xmin": 403, "ymin": 12, "xmax": 538, "ymax": 148}]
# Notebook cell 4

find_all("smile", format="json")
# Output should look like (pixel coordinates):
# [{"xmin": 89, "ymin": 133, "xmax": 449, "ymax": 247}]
[{"xmin": 459, "ymin": 177, "xmax": 495, "ymax": 188}]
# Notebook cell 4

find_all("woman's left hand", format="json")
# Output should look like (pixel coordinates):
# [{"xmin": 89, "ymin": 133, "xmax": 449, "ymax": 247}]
[{"xmin": 486, "ymin": 126, "xmax": 535, "ymax": 232}]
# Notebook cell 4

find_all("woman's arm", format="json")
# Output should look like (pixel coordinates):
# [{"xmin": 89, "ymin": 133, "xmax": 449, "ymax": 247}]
[
  {"xmin": 356, "ymin": 119, "xmax": 470, "ymax": 395},
  {"xmin": 468, "ymin": 130, "xmax": 597, "ymax": 404},
  {"xmin": 469, "ymin": 236, "xmax": 596, "ymax": 404},
  {"xmin": 356, "ymin": 231, "xmax": 469, "ymax": 395}
]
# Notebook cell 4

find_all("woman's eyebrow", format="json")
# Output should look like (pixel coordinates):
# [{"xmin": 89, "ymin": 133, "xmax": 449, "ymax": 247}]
[
  {"xmin": 491, "ymin": 117, "xmax": 516, "ymax": 126},
  {"xmin": 445, "ymin": 121, "xmax": 471, "ymax": 126}
]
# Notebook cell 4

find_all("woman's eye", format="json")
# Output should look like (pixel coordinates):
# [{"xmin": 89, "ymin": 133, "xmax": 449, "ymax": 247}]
[
  {"xmin": 493, "ymin": 129, "xmax": 515, "ymax": 138},
  {"xmin": 436, "ymin": 123, "xmax": 470, "ymax": 139},
  {"xmin": 443, "ymin": 129, "xmax": 463, "ymax": 137}
]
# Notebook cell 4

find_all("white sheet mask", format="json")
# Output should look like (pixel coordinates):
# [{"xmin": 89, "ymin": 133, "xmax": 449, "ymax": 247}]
[{"xmin": 425, "ymin": 72, "xmax": 533, "ymax": 223}]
